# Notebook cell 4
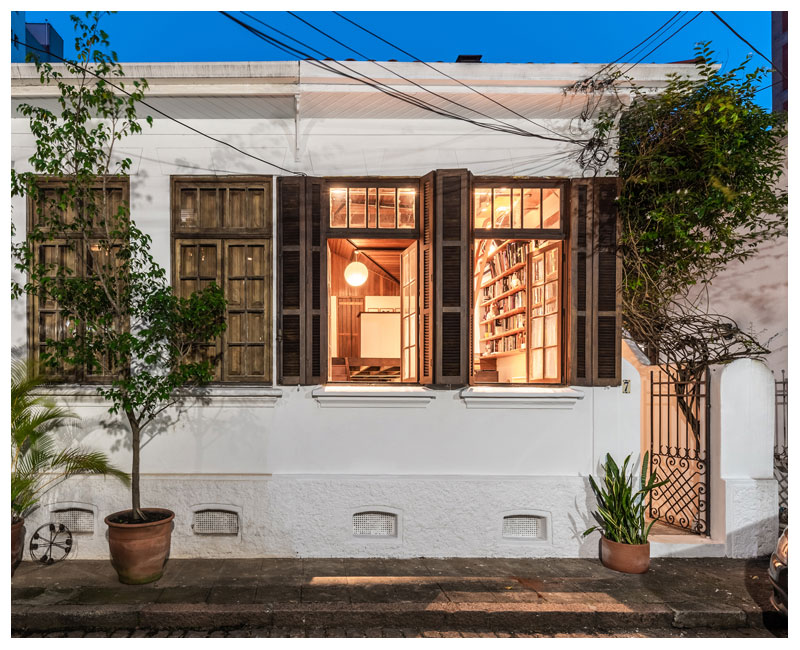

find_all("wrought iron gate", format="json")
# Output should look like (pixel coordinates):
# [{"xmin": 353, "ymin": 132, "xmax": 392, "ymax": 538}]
[
  {"xmin": 774, "ymin": 372, "xmax": 788, "ymax": 530},
  {"xmin": 649, "ymin": 368, "xmax": 710, "ymax": 535}
]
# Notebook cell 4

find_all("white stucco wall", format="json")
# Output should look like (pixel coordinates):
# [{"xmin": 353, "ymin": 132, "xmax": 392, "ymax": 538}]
[{"xmin": 10, "ymin": 61, "xmax": 775, "ymax": 559}]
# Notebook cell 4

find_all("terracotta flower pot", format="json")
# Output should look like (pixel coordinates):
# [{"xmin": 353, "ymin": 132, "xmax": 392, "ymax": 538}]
[
  {"xmin": 600, "ymin": 535, "xmax": 650, "ymax": 574},
  {"xmin": 105, "ymin": 508, "xmax": 174, "ymax": 585},
  {"xmin": 11, "ymin": 518, "xmax": 24, "ymax": 576}
]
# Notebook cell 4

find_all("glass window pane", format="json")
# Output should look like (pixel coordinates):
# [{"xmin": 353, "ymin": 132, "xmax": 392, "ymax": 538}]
[
  {"xmin": 398, "ymin": 188, "xmax": 415, "ymax": 228},
  {"xmin": 493, "ymin": 188, "xmax": 511, "ymax": 228},
  {"xmin": 378, "ymin": 188, "xmax": 396, "ymax": 228},
  {"xmin": 330, "ymin": 188, "xmax": 347, "ymax": 227},
  {"xmin": 474, "ymin": 189, "xmax": 492, "ymax": 229},
  {"xmin": 368, "ymin": 188, "xmax": 377, "ymax": 228},
  {"xmin": 512, "ymin": 188, "xmax": 522, "ymax": 228},
  {"xmin": 544, "ymin": 314, "xmax": 558, "ymax": 347},
  {"xmin": 542, "ymin": 188, "xmax": 561, "ymax": 228},
  {"xmin": 531, "ymin": 349, "xmax": 543, "ymax": 380},
  {"xmin": 523, "ymin": 189, "xmax": 541, "ymax": 229},
  {"xmin": 348, "ymin": 188, "xmax": 366, "ymax": 228},
  {"xmin": 544, "ymin": 347, "xmax": 558, "ymax": 379}
]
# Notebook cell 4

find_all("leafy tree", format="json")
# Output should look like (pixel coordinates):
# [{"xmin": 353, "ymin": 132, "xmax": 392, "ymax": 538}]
[
  {"xmin": 11, "ymin": 12, "xmax": 226, "ymax": 522},
  {"xmin": 572, "ymin": 44, "xmax": 787, "ymax": 373}
]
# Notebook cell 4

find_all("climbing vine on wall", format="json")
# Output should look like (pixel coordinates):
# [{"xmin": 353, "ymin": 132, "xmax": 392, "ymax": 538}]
[{"xmin": 568, "ymin": 44, "xmax": 787, "ymax": 374}]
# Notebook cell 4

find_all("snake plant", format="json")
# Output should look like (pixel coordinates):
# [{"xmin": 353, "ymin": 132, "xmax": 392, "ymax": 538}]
[
  {"xmin": 583, "ymin": 452, "xmax": 668, "ymax": 545},
  {"xmin": 11, "ymin": 360, "xmax": 129, "ymax": 522}
]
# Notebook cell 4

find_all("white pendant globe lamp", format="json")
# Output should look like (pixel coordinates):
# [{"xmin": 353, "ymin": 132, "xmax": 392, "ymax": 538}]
[{"xmin": 344, "ymin": 251, "xmax": 369, "ymax": 287}]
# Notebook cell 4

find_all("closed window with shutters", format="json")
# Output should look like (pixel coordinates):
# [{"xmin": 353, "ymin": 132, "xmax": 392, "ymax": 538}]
[
  {"xmin": 27, "ymin": 179, "xmax": 129, "ymax": 383},
  {"xmin": 171, "ymin": 177, "xmax": 272, "ymax": 383}
]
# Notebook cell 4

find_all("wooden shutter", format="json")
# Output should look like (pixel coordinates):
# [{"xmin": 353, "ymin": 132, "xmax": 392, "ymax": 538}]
[
  {"xmin": 568, "ymin": 177, "xmax": 621, "ymax": 386},
  {"xmin": 277, "ymin": 176, "xmax": 322, "ymax": 384},
  {"xmin": 434, "ymin": 169, "xmax": 471, "ymax": 385},
  {"xmin": 418, "ymin": 171, "xmax": 435, "ymax": 384}
]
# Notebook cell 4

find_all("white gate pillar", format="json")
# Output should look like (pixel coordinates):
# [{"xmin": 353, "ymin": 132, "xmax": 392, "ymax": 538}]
[{"xmin": 710, "ymin": 359, "xmax": 778, "ymax": 557}]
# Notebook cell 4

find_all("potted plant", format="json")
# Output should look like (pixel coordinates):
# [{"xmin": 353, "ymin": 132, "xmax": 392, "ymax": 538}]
[
  {"xmin": 11, "ymin": 361, "xmax": 128, "ymax": 575},
  {"xmin": 583, "ymin": 452, "xmax": 668, "ymax": 574},
  {"xmin": 12, "ymin": 13, "xmax": 227, "ymax": 584}
]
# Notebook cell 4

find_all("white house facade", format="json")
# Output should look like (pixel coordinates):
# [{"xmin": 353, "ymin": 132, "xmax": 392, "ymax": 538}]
[{"xmin": 10, "ymin": 60, "xmax": 779, "ymax": 560}]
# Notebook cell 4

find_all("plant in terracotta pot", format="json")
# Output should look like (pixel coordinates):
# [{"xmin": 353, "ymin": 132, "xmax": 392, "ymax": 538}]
[
  {"xmin": 583, "ymin": 452, "xmax": 668, "ymax": 574},
  {"xmin": 12, "ymin": 13, "xmax": 226, "ymax": 584},
  {"xmin": 11, "ymin": 361, "xmax": 128, "ymax": 575}
]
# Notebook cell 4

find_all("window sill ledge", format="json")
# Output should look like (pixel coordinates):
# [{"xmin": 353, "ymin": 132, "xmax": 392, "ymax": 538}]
[
  {"xmin": 32, "ymin": 385, "xmax": 283, "ymax": 408},
  {"xmin": 459, "ymin": 386, "xmax": 584, "ymax": 409},
  {"xmin": 312, "ymin": 385, "xmax": 436, "ymax": 409}
]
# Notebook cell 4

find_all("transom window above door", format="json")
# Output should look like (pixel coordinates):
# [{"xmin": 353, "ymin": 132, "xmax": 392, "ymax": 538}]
[
  {"xmin": 474, "ymin": 187, "xmax": 561, "ymax": 231},
  {"xmin": 329, "ymin": 187, "xmax": 416, "ymax": 229}
]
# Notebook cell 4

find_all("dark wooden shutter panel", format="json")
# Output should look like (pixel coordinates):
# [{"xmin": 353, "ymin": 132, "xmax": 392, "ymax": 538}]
[
  {"xmin": 278, "ymin": 177, "xmax": 304, "ymax": 384},
  {"xmin": 434, "ymin": 169, "xmax": 471, "ymax": 385},
  {"xmin": 278, "ymin": 176, "xmax": 323, "ymax": 385},
  {"xmin": 419, "ymin": 172, "xmax": 435, "ymax": 384},
  {"xmin": 568, "ymin": 177, "xmax": 621, "ymax": 386},
  {"xmin": 593, "ymin": 178, "xmax": 621, "ymax": 385},
  {"xmin": 306, "ymin": 178, "xmax": 324, "ymax": 384}
]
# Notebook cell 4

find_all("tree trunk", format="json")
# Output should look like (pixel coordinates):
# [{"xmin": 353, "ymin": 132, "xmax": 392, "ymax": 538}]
[{"xmin": 126, "ymin": 409, "xmax": 144, "ymax": 521}]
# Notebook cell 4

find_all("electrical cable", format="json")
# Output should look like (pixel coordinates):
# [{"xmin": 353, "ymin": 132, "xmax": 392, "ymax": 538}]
[
  {"xmin": 12, "ymin": 38, "xmax": 305, "ymax": 176},
  {"xmin": 586, "ymin": 11, "xmax": 684, "ymax": 81},
  {"xmin": 331, "ymin": 10, "xmax": 578, "ymax": 141},
  {"xmin": 620, "ymin": 11, "xmax": 703, "ymax": 77},
  {"xmin": 711, "ymin": 11, "xmax": 785, "ymax": 78},
  {"xmin": 226, "ymin": 11, "xmax": 583, "ymax": 144},
  {"xmin": 283, "ymin": 10, "xmax": 563, "ymax": 142}
]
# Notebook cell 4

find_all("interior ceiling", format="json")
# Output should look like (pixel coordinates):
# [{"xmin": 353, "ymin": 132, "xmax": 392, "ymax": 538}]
[{"xmin": 329, "ymin": 238, "xmax": 413, "ymax": 284}]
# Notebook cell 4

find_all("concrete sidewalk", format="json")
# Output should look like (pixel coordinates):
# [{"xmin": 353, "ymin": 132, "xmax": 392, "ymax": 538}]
[{"xmin": 11, "ymin": 557, "xmax": 785, "ymax": 636}]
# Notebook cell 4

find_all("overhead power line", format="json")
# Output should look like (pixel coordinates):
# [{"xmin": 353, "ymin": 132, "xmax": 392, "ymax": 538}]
[
  {"xmin": 12, "ymin": 39, "xmax": 304, "ymax": 176},
  {"xmin": 588, "ymin": 11, "xmax": 684, "ymax": 80},
  {"xmin": 620, "ymin": 11, "xmax": 703, "ymax": 77},
  {"xmin": 331, "ymin": 10, "xmax": 576, "ymax": 141},
  {"xmin": 711, "ymin": 11, "xmax": 786, "ymax": 79},
  {"xmin": 222, "ymin": 11, "xmax": 584, "ymax": 145},
  {"xmin": 284, "ymin": 10, "xmax": 562, "ymax": 142}
]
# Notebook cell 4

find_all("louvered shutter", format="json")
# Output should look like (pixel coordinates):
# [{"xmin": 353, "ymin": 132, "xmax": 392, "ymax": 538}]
[
  {"xmin": 434, "ymin": 169, "xmax": 471, "ymax": 385},
  {"xmin": 277, "ymin": 177, "xmax": 304, "ymax": 384},
  {"xmin": 418, "ymin": 171, "xmax": 435, "ymax": 384},
  {"xmin": 277, "ymin": 176, "xmax": 322, "ymax": 385},
  {"xmin": 568, "ymin": 177, "xmax": 621, "ymax": 386}
]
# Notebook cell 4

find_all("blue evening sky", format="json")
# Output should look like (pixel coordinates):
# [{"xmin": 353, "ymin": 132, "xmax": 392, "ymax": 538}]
[{"xmin": 23, "ymin": 10, "xmax": 775, "ymax": 109}]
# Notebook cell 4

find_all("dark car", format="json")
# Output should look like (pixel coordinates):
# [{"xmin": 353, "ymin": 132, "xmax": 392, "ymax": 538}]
[{"xmin": 768, "ymin": 528, "xmax": 788, "ymax": 614}]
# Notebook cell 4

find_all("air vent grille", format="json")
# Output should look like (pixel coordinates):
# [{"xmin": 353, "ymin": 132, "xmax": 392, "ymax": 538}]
[
  {"xmin": 52, "ymin": 508, "xmax": 94, "ymax": 534},
  {"xmin": 503, "ymin": 515, "xmax": 546, "ymax": 539},
  {"xmin": 192, "ymin": 509, "xmax": 239, "ymax": 535},
  {"xmin": 353, "ymin": 511, "xmax": 397, "ymax": 537}
]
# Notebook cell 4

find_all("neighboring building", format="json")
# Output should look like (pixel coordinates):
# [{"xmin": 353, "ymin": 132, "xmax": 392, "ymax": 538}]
[
  {"xmin": 10, "ymin": 12, "xmax": 64, "ymax": 63},
  {"xmin": 10, "ymin": 60, "xmax": 778, "ymax": 560},
  {"xmin": 772, "ymin": 10, "xmax": 788, "ymax": 113}
]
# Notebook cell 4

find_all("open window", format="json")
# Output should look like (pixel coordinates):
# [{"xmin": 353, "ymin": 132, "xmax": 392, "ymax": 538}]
[
  {"xmin": 323, "ymin": 179, "xmax": 423, "ymax": 384},
  {"xmin": 471, "ymin": 182, "xmax": 566, "ymax": 385},
  {"xmin": 327, "ymin": 238, "xmax": 418, "ymax": 382}
]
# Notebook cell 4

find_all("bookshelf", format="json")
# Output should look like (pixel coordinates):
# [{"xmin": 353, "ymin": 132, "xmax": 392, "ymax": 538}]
[
  {"xmin": 473, "ymin": 238, "xmax": 563, "ymax": 383},
  {"xmin": 477, "ymin": 240, "xmax": 529, "ymax": 359}
]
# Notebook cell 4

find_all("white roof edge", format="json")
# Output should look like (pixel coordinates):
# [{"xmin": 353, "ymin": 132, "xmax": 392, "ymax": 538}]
[{"xmin": 11, "ymin": 59, "xmax": 702, "ymax": 85}]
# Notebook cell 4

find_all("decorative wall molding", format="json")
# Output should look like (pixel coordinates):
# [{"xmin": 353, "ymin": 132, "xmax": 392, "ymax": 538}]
[
  {"xmin": 311, "ymin": 385, "xmax": 436, "ymax": 408},
  {"xmin": 459, "ymin": 386, "xmax": 584, "ymax": 409}
]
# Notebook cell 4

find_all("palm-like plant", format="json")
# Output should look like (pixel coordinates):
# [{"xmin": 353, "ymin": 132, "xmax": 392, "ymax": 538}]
[
  {"xmin": 11, "ymin": 360, "xmax": 129, "ymax": 522},
  {"xmin": 583, "ymin": 452, "xmax": 668, "ymax": 545}
]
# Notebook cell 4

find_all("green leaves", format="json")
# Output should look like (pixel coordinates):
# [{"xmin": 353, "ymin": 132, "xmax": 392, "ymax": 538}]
[
  {"xmin": 583, "ymin": 452, "xmax": 668, "ymax": 545},
  {"xmin": 581, "ymin": 43, "xmax": 787, "ymax": 369}
]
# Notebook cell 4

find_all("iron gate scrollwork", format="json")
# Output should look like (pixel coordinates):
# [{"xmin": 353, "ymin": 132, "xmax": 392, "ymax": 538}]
[
  {"xmin": 774, "ymin": 371, "xmax": 788, "ymax": 529},
  {"xmin": 649, "ymin": 368, "xmax": 710, "ymax": 535}
]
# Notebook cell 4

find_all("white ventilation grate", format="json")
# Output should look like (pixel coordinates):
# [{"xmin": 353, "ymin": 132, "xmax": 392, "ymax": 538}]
[
  {"xmin": 503, "ymin": 515, "xmax": 546, "ymax": 539},
  {"xmin": 192, "ymin": 510, "xmax": 239, "ymax": 535},
  {"xmin": 52, "ymin": 508, "xmax": 94, "ymax": 534},
  {"xmin": 353, "ymin": 511, "xmax": 397, "ymax": 537}
]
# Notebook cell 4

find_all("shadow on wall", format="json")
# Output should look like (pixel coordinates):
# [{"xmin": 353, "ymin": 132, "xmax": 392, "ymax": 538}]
[{"xmin": 567, "ymin": 477, "xmax": 601, "ymax": 558}]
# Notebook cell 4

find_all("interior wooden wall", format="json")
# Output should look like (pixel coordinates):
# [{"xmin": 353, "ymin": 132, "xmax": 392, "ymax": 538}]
[{"xmin": 328, "ymin": 240, "xmax": 400, "ymax": 298}]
